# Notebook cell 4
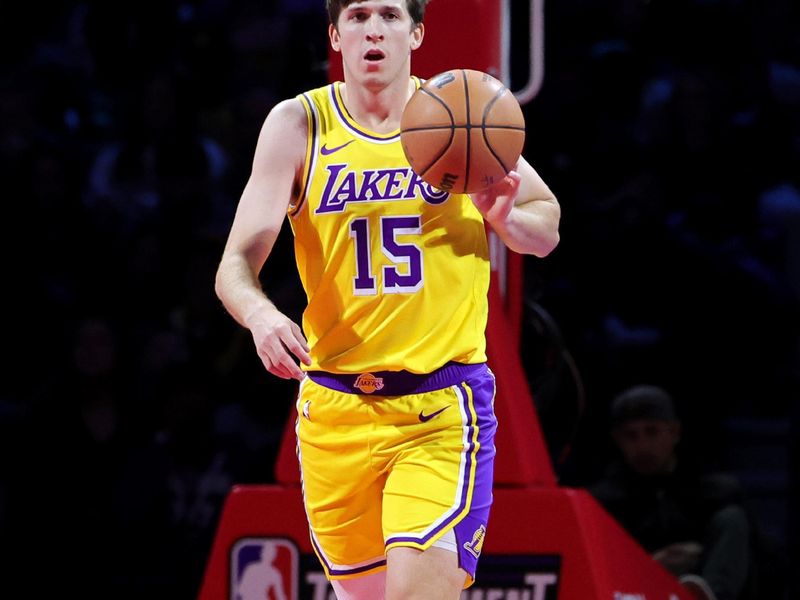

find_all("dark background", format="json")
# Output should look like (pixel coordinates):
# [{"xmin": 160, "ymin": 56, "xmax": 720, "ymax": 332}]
[{"xmin": 0, "ymin": 0, "xmax": 797, "ymax": 597}]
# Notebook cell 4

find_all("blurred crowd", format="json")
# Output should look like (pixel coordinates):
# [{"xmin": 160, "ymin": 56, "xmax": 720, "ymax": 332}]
[{"xmin": 0, "ymin": 0, "xmax": 797, "ymax": 598}]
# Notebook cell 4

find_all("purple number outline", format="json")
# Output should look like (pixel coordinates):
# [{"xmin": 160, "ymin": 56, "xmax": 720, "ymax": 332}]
[
  {"xmin": 349, "ymin": 217, "xmax": 377, "ymax": 295},
  {"xmin": 381, "ymin": 215, "xmax": 423, "ymax": 294},
  {"xmin": 348, "ymin": 215, "xmax": 423, "ymax": 295}
]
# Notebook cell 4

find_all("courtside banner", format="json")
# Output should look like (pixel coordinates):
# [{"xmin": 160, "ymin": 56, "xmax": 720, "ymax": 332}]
[
  {"xmin": 229, "ymin": 540, "xmax": 560, "ymax": 600},
  {"xmin": 464, "ymin": 554, "xmax": 561, "ymax": 600}
]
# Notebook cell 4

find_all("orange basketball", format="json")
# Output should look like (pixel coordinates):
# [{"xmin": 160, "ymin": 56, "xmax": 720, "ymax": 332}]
[{"xmin": 400, "ymin": 69, "xmax": 525, "ymax": 195}]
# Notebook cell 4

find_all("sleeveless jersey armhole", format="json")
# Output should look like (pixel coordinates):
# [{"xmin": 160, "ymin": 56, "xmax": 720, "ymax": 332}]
[{"xmin": 289, "ymin": 93, "xmax": 318, "ymax": 217}]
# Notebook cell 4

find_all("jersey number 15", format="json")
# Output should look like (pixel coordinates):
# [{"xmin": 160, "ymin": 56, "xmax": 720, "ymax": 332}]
[{"xmin": 349, "ymin": 215, "xmax": 423, "ymax": 295}]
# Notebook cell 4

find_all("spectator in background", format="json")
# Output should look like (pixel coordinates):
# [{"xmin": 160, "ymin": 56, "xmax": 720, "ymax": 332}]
[{"xmin": 588, "ymin": 385, "xmax": 756, "ymax": 600}]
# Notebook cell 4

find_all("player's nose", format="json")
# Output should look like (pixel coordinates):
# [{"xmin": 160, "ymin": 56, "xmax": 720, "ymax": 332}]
[{"xmin": 365, "ymin": 15, "xmax": 384, "ymax": 41}]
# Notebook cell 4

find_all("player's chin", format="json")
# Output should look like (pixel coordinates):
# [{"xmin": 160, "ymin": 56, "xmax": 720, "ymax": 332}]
[
  {"xmin": 360, "ymin": 72, "xmax": 392, "ymax": 92},
  {"xmin": 361, "ymin": 57, "xmax": 388, "ymax": 73}
]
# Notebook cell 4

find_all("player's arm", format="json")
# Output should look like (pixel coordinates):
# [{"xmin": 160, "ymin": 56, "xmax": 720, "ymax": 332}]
[
  {"xmin": 214, "ymin": 98, "xmax": 311, "ymax": 380},
  {"xmin": 470, "ymin": 155, "xmax": 560, "ymax": 257}
]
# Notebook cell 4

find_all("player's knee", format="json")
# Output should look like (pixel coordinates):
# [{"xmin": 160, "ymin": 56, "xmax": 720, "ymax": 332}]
[
  {"xmin": 386, "ymin": 574, "xmax": 465, "ymax": 600},
  {"xmin": 331, "ymin": 570, "xmax": 387, "ymax": 600},
  {"xmin": 386, "ymin": 547, "xmax": 466, "ymax": 599}
]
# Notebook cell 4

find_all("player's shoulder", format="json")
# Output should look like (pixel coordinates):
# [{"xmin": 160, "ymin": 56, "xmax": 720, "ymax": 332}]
[
  {"xmin": 252, "ymin": 98, "xmax": 309, "ymax": 163},
  {"xmin": 269, "ymin": 97, "xmax": 307, "ymax": 123},
  {"xmin": 259, "ymin": 98, "xmax": 310, "ymax": 144}
]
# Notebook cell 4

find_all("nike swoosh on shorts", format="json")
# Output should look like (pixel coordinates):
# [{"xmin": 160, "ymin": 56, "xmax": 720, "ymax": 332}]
[{"xmin": 418, "ymin": 405, "xmax": 450, "ymax": 422}]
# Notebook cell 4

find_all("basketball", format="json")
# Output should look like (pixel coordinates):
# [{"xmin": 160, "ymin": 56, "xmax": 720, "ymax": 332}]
[{"xmin": 400, "ymin": 69, "xmax": 525, "ymax": 195}]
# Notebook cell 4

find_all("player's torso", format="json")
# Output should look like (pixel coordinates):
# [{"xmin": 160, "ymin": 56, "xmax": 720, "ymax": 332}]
[{"xmin": 291, "ymin": 81, "xmax": 490, "ymax": 374}]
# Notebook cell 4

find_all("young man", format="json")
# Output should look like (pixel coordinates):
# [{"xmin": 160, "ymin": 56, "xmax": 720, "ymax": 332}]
[{"xmin": 215, "ymin": 1, "xmax": 560, "ymax": 598}]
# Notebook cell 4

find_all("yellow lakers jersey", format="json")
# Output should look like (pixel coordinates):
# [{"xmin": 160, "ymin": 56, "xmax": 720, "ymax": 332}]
[{"xmin": 291, "ymin": 79, "xmax": 490, "ymax": 374}]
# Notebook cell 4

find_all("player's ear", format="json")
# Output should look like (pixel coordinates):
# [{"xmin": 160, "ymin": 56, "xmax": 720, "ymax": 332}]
[
  {"xmin": 329, "ymin": 23, "xmax": 341, "ymax": 52},
  {"xmin": 410, "ymin": 23, "xmax": 424, "ymax": 51}
]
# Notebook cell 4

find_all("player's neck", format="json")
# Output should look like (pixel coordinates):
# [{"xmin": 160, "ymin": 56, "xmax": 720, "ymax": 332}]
[{"xmin": 339, "ymin": 75, "xmax": 415, "ymax": 134}]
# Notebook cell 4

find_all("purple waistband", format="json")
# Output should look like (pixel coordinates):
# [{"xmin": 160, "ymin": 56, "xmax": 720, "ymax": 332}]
[{"xmin": 306, "ymin": 361, "xmax": 487, "ymax": 396}]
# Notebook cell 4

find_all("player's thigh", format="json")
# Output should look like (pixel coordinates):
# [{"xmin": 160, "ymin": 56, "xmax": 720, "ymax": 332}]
[{"xmin": 297, "ymin": 379, "xmax": 387, "ymax": 574}]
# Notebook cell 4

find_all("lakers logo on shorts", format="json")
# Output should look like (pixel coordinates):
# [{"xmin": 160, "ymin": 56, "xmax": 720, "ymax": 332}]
[
  {"xmin": 463, "ymin": 524, "xmax": 486, "ymax": 559},
  {"xmin": 354, "ymin": 373, "xmax": 384, "ymax": 394}
]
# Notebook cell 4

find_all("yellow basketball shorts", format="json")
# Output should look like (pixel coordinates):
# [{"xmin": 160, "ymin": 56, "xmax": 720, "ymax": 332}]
[{"xmin": 295, "ymin": 362, "xmax": 497, "ymax": 584}]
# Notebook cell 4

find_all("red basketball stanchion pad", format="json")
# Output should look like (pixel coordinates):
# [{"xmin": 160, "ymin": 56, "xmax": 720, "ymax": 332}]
[
  {"xmin": 199, "ymin": 485, "xmax": 691, "ymax": 599},
  {"xmin": 486, "ymin": 276, "xmax": 556, "ymax": 487}
]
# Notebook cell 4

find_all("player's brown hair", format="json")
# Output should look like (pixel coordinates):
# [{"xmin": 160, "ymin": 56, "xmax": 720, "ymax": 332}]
[{"xmin": 326, "ymin": 0, "xmax": 430, "ymax": 28}]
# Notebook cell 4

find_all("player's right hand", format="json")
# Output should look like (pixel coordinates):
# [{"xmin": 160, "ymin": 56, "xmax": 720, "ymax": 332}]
[
  {"xmin": 470, "ymin": 170, "xmax": 522, "ymax": 227},
  {"xmin": 246, "ymin": 306, "xmax": 311, "ymax": 380}
]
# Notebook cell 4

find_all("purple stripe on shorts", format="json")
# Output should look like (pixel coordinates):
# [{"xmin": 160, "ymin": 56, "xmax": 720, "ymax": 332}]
[
  {"xmin": 385, "ymin": 382, "xmax": 477, "ymax": 547},
  {"xmin": 306, "ymin": 361, "xmax": 487, "ymax": 396},
  {"xmin": 452, "ymin": 374, "xmax": 497, "ymax": 578},
  {"xmin": 384, "ymin": 370, "xmax": 497, "ymax": 580}
]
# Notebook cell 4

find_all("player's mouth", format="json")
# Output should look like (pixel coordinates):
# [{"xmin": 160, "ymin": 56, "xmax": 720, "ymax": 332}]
[{"xmin": 363, "ymin": 49, "xmax": 386, "ymax": 63}]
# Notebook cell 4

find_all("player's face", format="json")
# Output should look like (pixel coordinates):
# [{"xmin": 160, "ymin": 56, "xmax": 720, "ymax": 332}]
[
  {"xmin": 329, "ymin": 1, "xmax": 423, "ymax": 88},
  {"xmin": 612, "ymin": 419, "xmax": 681, "ymax": 476}
]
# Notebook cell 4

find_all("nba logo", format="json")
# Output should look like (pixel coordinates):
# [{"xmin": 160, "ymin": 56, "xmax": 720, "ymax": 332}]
[{"xmin": 230, "ymin": 537, "xmax": 299, "ymax": 600}]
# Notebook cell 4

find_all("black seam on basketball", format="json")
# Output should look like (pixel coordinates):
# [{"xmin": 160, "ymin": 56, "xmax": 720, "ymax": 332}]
[
  {"xmin": 411, "ymin": 88, "xmax": 456, "ymax": 177},
  {"xmin": 483, "ymin": 134, "xmax": 509, "ymax": 174},
  {"xmin": 482, "ymin": 125, "xmax": 526, "ymax": 131},
  {"xmin": 417, "ymin": 88, "xmax": 455, "ymax": 124},
  {"xmin": 403, "ymin": 125, "xmax": 524, "ymax": 132},
  {"xmin": 415, "ymin": 130, "xmax": 456, "ymax": 179},
  {"xmin": 483, "ymin": 88, "xmax": 520, "ymax": 176},
  {"xmin": 482, "ymin": 86, "xmax": 508, "ymax": 123},
  {"xmin": 402, "ymin": 125, "xmax": 458, "ymax": 132},
  {"xmin": 462, "ymin": 69, "xmax": 471, "ymax": 193}
]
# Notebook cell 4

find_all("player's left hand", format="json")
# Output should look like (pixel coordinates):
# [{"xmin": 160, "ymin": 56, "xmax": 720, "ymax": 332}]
[{"xmin": 470, "ymin": 170, "xmax": 521, "ymax": 226}]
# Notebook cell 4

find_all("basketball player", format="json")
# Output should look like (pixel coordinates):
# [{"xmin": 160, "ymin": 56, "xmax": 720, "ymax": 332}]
[{"xmin": 214, "ymin": 1, "xmax": 560, "ymax": 598}]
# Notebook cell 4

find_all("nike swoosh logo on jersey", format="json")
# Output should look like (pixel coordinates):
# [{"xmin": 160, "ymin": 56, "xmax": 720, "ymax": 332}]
[
  {"xmin": 418, "ymin": 405, "xmax": 450, "ymax": 422},
  {"xmin": 320, "ymin": 140, "xmax": 355, "ymax": 155}
]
